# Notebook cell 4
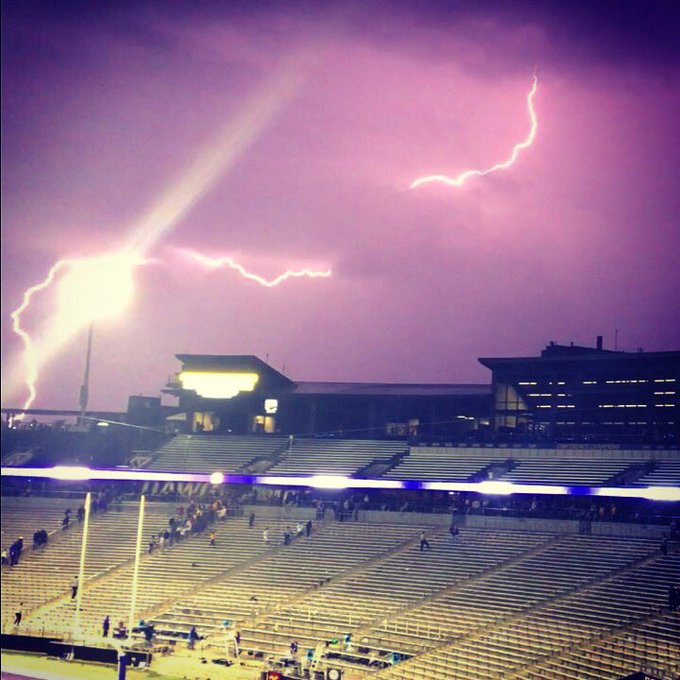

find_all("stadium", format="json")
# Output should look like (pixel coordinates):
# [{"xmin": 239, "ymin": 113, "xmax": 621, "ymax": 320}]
[{"xmin": 2, "ymin": 340, "xmax": 679, "ymax": 680}]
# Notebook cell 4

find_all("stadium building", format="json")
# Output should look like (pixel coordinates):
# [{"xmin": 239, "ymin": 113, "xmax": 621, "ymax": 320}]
[
  {"xmin": 481, "ymin": 338, "xmax": 680, "ymax": 443},
  {"xmin": 162, "ymin": 354, "xmax": 492, "ymax": 440}
]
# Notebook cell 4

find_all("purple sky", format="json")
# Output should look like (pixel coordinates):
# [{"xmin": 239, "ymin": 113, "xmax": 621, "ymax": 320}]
[{"xmin": 2, "ymin": 1, "xmax": 680, "ymax": 412}]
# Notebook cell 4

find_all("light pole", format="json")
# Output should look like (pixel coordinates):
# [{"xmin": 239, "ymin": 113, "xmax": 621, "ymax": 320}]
[{"xmin": 78, "ymin": 323, "xmax": 94, "ymax": 428}]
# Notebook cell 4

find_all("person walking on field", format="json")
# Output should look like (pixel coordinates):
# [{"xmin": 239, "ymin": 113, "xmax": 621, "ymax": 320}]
[
  {"xmin": 14, "ymin": 603, "xmax": 23, "ymax": 627},
  {"xmin": 419, "ymin": 531, "xmax": 431, "ymax": 551},
  {"xmin": 102, "ymin": 615, "xmax": 110, "ymax": 637}
]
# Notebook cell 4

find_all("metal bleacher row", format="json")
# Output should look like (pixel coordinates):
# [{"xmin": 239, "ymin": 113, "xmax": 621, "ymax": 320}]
[
  {"xmin": 146, "ymin": 434, "xmax": 680, "ymax": 485},
  {"xmin": 1, "ymin": 496, "xmax": 678, "ymax": 680}
]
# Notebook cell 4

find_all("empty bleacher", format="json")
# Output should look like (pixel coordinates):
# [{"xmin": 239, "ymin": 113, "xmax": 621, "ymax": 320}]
[
  {"xmin": 500, "ymin": 458, "xmax": 633, "ymax": 485},
  {"xmin": 150, "ymin": 435, "xmax": 287, "ymax": 473},
  {"xmin": 635, "ymin": 460, "xmax": 680, "ymax": 487},
  {"xmin": 266, "ymin": 439, "xmax": 407, "ymax": 477},
  {"xmin": 237, "ymin": 528, "xmax": 556, "ymax": 658},
  {"xmin": 384, "ymin": 447, "xmax": 510, "ymax": 481},
  {"xmin": 149, "ymin": 521, "xmax": 421, "ymax": 645}
]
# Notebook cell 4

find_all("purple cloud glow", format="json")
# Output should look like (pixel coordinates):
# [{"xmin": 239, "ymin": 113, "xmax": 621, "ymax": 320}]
[{"xmin": 2, "ymin": 1, "xmax": 679, "ymax": 411}]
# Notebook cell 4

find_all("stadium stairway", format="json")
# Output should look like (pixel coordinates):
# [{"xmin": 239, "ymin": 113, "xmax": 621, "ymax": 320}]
[{"xmin": 365, "ymin": 538, "xmax": 667, "ymax": 680}]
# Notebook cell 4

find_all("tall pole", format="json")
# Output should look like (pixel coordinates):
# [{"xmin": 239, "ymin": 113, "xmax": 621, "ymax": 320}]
[
  {"xmin": 73, "ymin": 492, "xmax": 92, "ymax": 642},
  {"xmin": 127, "ymin": 495, "xmax": 146, "ymax": 641},
  {"xmin": 79, "ymin": 323, "xmax": 94, "ymax": 426}
]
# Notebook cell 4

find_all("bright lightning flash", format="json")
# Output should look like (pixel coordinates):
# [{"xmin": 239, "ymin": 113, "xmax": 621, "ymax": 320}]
[
  {"xmin": 180, "ymin": 249, "xmax": 332, "ymax": 287},
  {"xmin": 8, "ymin": 58, "xmax": 309, "ymax": 415},
  {"xmin": 410, "ymin": 74, "xmax": 538, "ymax": 189},
  {"xmin": 10, "ymin": 252, "xmax": 142, "ymax": 415}
]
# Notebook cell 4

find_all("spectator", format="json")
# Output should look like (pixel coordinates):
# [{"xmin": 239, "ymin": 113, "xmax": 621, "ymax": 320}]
[
  {"xmin": 306, "ymin": 520, "xmax": 312, "ymax": 538},
  {"xmin": 143, "ymin": 623, "xmax": 155, "ymax": 645},
  {"xmin": 296, "ymin": 522, "xmax": 304, "ymax": 537},
  {"xmin": 263, "ymin": 527, "xmax": 270, "ymax": 545},
  {"xmin": 290, "ymin": 640, "xmax": 298, "ymax": 655},
  {"xmin": 1, "ymin": 547, "xmax": 8, "ymax": 565},
  {"xmin": 62, "ymin": 512, "xmax": 70, "ymax": 531},
  {"xmin": 71, "ymin": 575, "xmax": 79, "ymax": 600},
  {"xmin": 284, "ymin": 528, "xmax": 291, "ymax": 545},
  {"xmin": 209, "ymin": 530, "xmax": 216, "ymax": 547},
  {"xmin": 76, "ymin": 505, "xmax": 85, "ymax": 523},
  {"xmin": 449, "ymin": 524, "xmax": 460, "ymax": 541},
  {"xmin": 248, "ymin": 512, "xmax": 255, "ymax": 528},
  {"xmin": 14, "ymin": 603, "xmax": 23, "ymax": 627},
  {"xmin": 419, "ymin": 531, "xmax": 431, "ymax": 552},
  {"xmin": 188, "ymin": 625, "xmax": 198, "ymax": 650},
  {"xmin": 102, "ymin": 615, "xmax": 110, "ymax": 637}
]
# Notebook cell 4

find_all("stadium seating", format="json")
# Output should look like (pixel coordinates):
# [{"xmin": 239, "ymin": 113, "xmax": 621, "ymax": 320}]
[
  {"xmin": 1, "ymin": 496, "xmax": 77, "ymax": 551},
  {"xmin": 362, "ymin": 539, "xmax": 673, "ymax": 680},
  {"xmin": 635, "ymin": 459, "xmax": 680, "ymax": 487},
  {"xmin": 149, "ymin": 435, "xmax": 288, "ymax": 472},
  {"xmin": 1, "ymin": 499, "xmax": 175, "ymax": 632},
  {"xmin": 383, "ymin": 448, "xmax": 510, "ymax": 481},
  {"xmin": 265, "ymin": 439, "xmax": 407, "ymax": 476},
  {"xmin": 149, "ymin": 521, "xmax": 422, "ymax": 644}
]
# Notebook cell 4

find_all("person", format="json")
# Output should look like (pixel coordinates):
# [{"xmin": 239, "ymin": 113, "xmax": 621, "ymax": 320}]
[
  {"xmin": 188, "ymin": 625, "xmax": 198, "ymax": 650},
  {"xmin": 76, "ymin": 505, "xmax": 85, "ymax": 523},
  {"xmin": 284, "ymin": 528, "xmax": 291, "ymax": 545},
  {"xmin": 669, "ymin": 585, "xmax": 678, "ymax": 612},
  {"xmin": 235, "ymin": 630, "xmax": 241, "ymax": 646},
  {"xmin": 1, "ymin": 547, "xmax": 8, "ymax": 565},
  {"xmin": 305, "ymin": 520, "xmax": 312, "ymax": 538},
  {"xmin": 296, "ymin": 522, "xmax": 305, "ymax": 537},
  {"xmin": 14, "ymin": 603, "xmax": 23, "ymax": 627},
  {"xmin": 419, "ymin": 531, "xmax": 431, "ymax": 552},
  {"xmin": 62, "ymin": 512, "xmax": 70, "ymax": 530},
  {"xmin": 290, "ymin": 640, "xmax": 298, "ymax": 655},
  {"xmin": 71, "ymin": 575, "xmax": 79, "ymax": 599},
  {"xmin": 102, "ymin": 615, "xmax": 110, "ymax": 637},
  {"xmin": 248, "ymin": 512, "xmax": 255, "ymax": 528},
  {"xmin": 449, "ymin": 524, "xmax": 460, "ymax": 541},
  {"xmin": 661, "ymin": 537, "xmax": 669, "ymax": 557},
  {"xmin": 263, "ymin": 527, "xmax": 270, "ymax": 545},
  {"xmin": 143, "ymin": 623, "xmax": 155, "ymax": 645},
  {"xmin": 114, "ymin": 620, "xmax": 127, "ymax": 639},
  {"xmin": 209, "ymin": 530, "xmax": 216, "ymax": 547}
]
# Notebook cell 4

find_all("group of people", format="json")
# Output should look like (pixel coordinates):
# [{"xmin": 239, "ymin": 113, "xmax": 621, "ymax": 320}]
[
  {"xmin": 281, "ymin": 521, "xmax": 313, "ymax": 545},
  {"xmin": 148, "ymin": 499, "xmax": 227, "ymax": 554}
]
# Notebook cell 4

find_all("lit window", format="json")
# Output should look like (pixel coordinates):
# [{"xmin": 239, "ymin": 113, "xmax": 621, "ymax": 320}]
[{"xmin": 179, "ymin": 371, "xmax": 259, "ymax": 399}]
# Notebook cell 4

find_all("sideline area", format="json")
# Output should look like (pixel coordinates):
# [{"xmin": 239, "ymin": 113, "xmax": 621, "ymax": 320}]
[{"xmin": 1, "ymin": 651, "xmax": 262, "ymax": 680}]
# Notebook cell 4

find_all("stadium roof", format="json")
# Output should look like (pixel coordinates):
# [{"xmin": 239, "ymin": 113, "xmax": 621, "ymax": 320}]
[{"xmin": 293, "ymin": 382, "xmax": 491, "ymax": 397}]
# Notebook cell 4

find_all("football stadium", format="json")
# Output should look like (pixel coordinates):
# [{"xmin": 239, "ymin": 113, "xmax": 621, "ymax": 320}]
[{"xmin": 2, "ymin": 341, "xmax": 679, "ymax": 680}]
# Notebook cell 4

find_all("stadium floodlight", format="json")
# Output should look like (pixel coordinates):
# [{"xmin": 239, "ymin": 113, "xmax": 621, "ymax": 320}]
[
  {"xmin": 209, "ymin": 471, "xmax": 225, "ymax": 485},
  {"xmin": 308, "ymin": 475, "xmax": 352, "ymax": 489},
  {"xmin": 51, "ymin": 465, "xmax": 93, "ymax": 481}
]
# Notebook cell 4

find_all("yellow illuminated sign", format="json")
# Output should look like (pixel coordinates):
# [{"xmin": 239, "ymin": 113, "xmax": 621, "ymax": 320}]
[{"xmin": 178, "ymin": 371, "xmax": 259, "ymax": 399}]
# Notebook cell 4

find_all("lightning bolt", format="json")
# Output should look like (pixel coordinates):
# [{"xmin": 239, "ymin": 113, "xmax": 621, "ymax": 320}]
[
  {"xmin": 10, "ymin": 259, "xmax": 75, "ymax": 416},
  {"xmin": 179, "ymin": 249, "xmax": 332, "ymax": 287},
  {"xmin": 7, "ymin": 57, "xmax": 311, "ymax": 416},
  {"xmin": 410, "ymin": 74, "xmax": 538, "ymax": 189}
]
